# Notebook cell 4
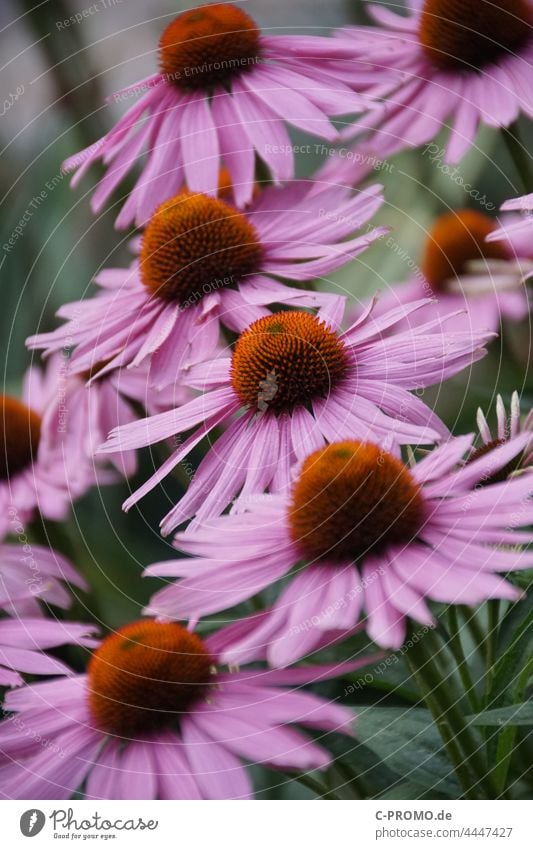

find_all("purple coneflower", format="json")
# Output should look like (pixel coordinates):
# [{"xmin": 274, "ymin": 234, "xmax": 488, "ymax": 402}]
[
  {"xmin": 0, "ymin": 618, "xmax": 365, "ymax": 799},
  {"xmin": 63, "ymin": 2, "xmax": 380, "ymax": 228},
  {"xmin": 101, "ymin": 298, "xmax": 491, "ymax": 534},
  {"xmin": 339, "ymin": 0, "xmax": 533, "ymax": 163},
  {"xmin": 143, "ymin": 435, "xmax": 533, "ymax": 662},
  {"xmin": 368, "ymin": 209, "xmax": 531, "ymax": 334},
  {"xmin": 27, "ymin": 180, "xmax": 385, "ymax": 388}
]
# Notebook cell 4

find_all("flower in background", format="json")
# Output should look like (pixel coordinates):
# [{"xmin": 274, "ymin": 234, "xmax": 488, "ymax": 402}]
[
  {"xmin": 0, "ymin": 541, "xmax": 96, "ymax": 687},
  {"xmin": 27, "ymin": 180, "xmax": 386, "ymax": 388},
  {"xmin": 0, "ymin": 361, "xmax": 99, "ymax": 536},
  {"xmin": 110, "ymin": 359, "xmax": 193, "ymax": 417},
  {"xmin": 488, "ymin": 192, "xmax": 533, "ymax": 249},
  {"xmin": 50, "ymin": 351, "xmax": 208, "ymax": 479},
  {"xmin": 63, "ymin": 2, "xmax": 382, "ymax": 228},
  {"xmin": 144, "ymin": 435, "xmax": 533, "ymax": 662},
  {"xmin": 372, "ymin": 209, "xmax": 531, "ymax": 334},
  {"xmin": 40, "ymin": 357, "xmax": 142, "ymax": 482},
  {"xmin": 311, "ymin": 142, "xmax": 393, "ymax": 192},
  {"xmin": 0, "ymin": 619, "xmax": 97, "ymax": 689},
  {"xmin": 0, "ymin": 618, "xmax": 366, "ymax": 799},
  {"xmin": 339, "ymin": 0, "xmax": 533, "ymax": 163},
  {"xmin": 473, "ymin": 391, "xmax": 533, "ymax": 478},
  {"xmin": 101, "ymin": 298, "xmax": 492, "ymax": 534}
]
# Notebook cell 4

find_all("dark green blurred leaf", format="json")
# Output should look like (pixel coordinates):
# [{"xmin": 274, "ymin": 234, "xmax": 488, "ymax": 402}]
[
  {"xmin": 378, "ymin": 780, "xmax": 452, "ymax": 800},
  {"xmin": 485, "ymin": 601, "xmax": 533, "ymax": 791},
  {"xmin": 470, "ymin": 703, "xmax": 533, "ymax": 727},
  {"xmin": 355, "ymin": 706, "xmax": 460, "ymax": 796}
]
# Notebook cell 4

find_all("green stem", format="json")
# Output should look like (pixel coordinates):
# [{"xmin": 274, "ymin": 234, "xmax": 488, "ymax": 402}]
[
  {"xmin": 484, "ymin": 600, "xmax": 500, "ymax": 698},
  {"xmin": 406, "ymin": 638, "xmax": 476, "ymax": 799},
  {"xmin": 461, "ymin": 606, "xmax": 486, "ymax": 651},
  {"xmin": 486, "ymin": 655, "xmax": 533, "ymax": 795},
  {"xmin": 327, "ymin": 762, "xmax": 367, "ymax": 799},
  {"xmin": 502, "ymin": 122, "xmax": 533, "ymax": 194},
  {"xmin": 295, "ymin": 773, "xmax": 339, "ymax": 799},
  {"xmin": 444, "ymin": 609, "xmax": 481, "ymax": 713},
  {"xmin": 406, "ymin": 627, "xmax": 497, "ymax": 799}
]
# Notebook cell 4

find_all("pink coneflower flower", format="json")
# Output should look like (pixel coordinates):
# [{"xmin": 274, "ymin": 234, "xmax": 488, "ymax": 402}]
[
  {"xmin": 371, "ymin": 209, "xmax": 531, "ymax": 334},
  {"xmin": 144, "ymin": 436, "xmax": 533, "ymax": 662},
  {"xmin": 101, "ymin": 298, "xmax": 491, "ymax": 534},
  {"xmin": 0, "ymin": 618, "xmax": 364, "ymax": 799},
  {"xmin": 473, "ymin": 391, "xmax": 533, "ymax": 477},
  {"xmin": 63, "ymin": 2, "xmax": 380, "ymax": 228},
  {"xmin": 27, "ymin": 181, "xmax": 386, "ymax": 388},
  {"xmin": 0, "ymin": 362, "xmax": 99, "ymax": 536},
  {"xmin": 0, "ymin": 541, "xmax": 95, "ymax": 687},
  {"xmin": 339, "ymin": 0, "xmax": 533, "ymax": 163}
]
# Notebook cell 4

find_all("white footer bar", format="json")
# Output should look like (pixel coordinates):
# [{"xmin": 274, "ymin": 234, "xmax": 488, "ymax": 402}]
[{"xmin": 3, "ymin": 799, "xmax": 530, "ymax": 847}]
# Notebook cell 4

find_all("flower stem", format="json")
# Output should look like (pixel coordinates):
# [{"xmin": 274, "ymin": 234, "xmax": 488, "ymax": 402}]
[
  {"xmin": 406, "ymin": 626, "xmax": 498, "ymax": 799},
  {"xmin": 502, "ymin": 122, "xmax": 533, "ymax": 194},
  {"xmin": 295, "ymin": 773, "xmax": 340, "ymax": 799},
  {"xmin": 461, "ymin": 606, "xmax": 485, "ymax": 650},
  {"xmin": 327, "ymin": 762, "xmax": 367, "ymax": 799},
  {"xmin": 444, "ymin": 608, "xmax": 481, "ymax": 713},
  {"xmin": 484, "ymin": 600, "xmax": 500, "ymax": 698}
]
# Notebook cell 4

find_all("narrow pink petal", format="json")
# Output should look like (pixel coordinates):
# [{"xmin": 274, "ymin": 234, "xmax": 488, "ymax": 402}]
[
  {"xmin": 181, "ymin": 96, "xmax": 220, "ymax": 195},
  {"xmin": 117, "ymin": 742, "xmax": 157, "ymax": 800},
  {"xmin": 181, "ymin": 720, "xmax": 252, "ymax": 799},
  {"xmin": 152, "ymin": 732, "xmax": 202, "ymax": 799}
]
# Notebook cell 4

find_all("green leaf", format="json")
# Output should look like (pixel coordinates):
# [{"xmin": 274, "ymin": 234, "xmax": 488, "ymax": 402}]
[
  {"xmin": 497, "ymin": 591, "xmax": 533, "ymax": 652},
  {"xmin": 355, "ymin": 706, "xmax": 460, "ymax": 796},
  {"xmin": 324, "ymin": 733, "xmax": 399, "ymax": 797},
  {"xmin": 343, "ymin": 653, "xmax": 420, "ymax": 703},
  {"xmin": 484, "ymin": 599, "xmax": 533, "ymax": 792},
  {"xmin": 377, "ymin": 780, "xmax": 452, "ymax": 800},
  {"xmin": 469, "ymin": 703, "xmax": 533, "ymax": 727}
]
